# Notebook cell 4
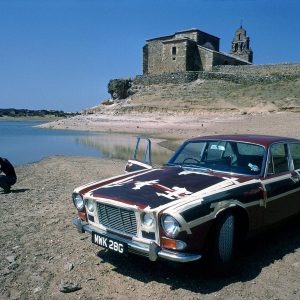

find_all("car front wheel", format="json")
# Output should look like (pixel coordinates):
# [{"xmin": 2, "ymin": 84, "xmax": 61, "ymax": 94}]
[{"xmin": 208, "ymin": 210, "xmax": 235, "ymax": 275}]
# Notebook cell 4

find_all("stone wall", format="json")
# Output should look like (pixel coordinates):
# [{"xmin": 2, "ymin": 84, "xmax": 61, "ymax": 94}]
[
  {"xmin": 146, "ymin": 39, "xmax": 189, "ymax": 74},
  {"xmin": 133, "ymin": 63, "xmax": 300, "ymax": 86},
  {"xmin": 186, "ymin": 41, "xmax": 201, "ymax": 71},
  {"xmin": 198, "ymin": 47, "xmax": 213, "ymax": 71},
  {"xmin": 134, "ymin": 72, "xmax": 199, "ymax": 85},
  {"xmin": 162, "ymin": 40, "xmax": 188, "ymax": 73},
  {"xmin": 213, "ymin": 63, "xmax": 300, "ymax": 77}
]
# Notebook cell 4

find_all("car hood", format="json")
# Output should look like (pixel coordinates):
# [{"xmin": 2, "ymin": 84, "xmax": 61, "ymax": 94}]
[{"xmin": 86, "ymin": 167, "xmax": 233, "ymax": 209}]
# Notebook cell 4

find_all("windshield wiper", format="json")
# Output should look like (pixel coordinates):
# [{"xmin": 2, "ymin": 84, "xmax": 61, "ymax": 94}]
[{"xmin": 182, "ymin": 165, "xmax": 213, "ymax": 173}]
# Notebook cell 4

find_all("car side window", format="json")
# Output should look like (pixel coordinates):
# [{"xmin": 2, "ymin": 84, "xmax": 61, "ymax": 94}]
[
  {"xmin": 268, "ymin": 143, "xmax": 290, "ymax": 175},
  {"xmin": 290, "ymin": 143, "xmax": 300, "ymax": 170}
]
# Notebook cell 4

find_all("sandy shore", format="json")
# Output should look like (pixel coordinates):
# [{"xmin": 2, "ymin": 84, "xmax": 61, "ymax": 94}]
[
  {"xmin": 39, "ymin": 112, "xmax": 300, "ymax": 140},
  {"xmin": 1, "ymin": 156, "xmax": 300, "ymax": 299}
]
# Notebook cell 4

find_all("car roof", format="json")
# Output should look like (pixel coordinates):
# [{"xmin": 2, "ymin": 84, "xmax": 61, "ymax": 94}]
[{"xmin": 188, "ymin": 134, "xmax": 300, "ymax": 147}]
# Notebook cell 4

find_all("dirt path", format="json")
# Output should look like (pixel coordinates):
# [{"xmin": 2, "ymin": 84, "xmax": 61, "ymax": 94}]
[{"xmin": 0, "ymin": 156, "xmax": 299, "ymax": 300}]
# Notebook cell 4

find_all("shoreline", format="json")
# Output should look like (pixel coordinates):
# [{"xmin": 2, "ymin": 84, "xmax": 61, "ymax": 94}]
[
  {"xmin": 0, "ymin": 116, "xmax": 67, "ymax": 122},
  {"xmin": 38, "ymin": 111, "xmax": 300, "ymax": 140}
]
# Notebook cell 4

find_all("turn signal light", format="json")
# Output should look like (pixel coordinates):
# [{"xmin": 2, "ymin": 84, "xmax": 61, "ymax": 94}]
[
  {"xmin": 78, "ymin": 211, "xmax": 87, "ymax": 222},
  {"xmin": 161, "ymin": 237, "xmax": 186, "ymax": 250}
]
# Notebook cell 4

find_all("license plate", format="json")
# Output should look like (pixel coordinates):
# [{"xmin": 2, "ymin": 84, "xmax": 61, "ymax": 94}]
[{"xmin": 92, "ymin": 232, "xmax": 127, "ymax": 254}]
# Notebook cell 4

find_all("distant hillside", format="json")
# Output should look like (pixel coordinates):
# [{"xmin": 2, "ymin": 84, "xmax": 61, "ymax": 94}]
[
  {"xmin": 86, "ymin": 63, "xmax": 300, "ymax": 115},
  {"xmin": 0, "ymin": 108, "xmax": 79, "ymax": 118}
]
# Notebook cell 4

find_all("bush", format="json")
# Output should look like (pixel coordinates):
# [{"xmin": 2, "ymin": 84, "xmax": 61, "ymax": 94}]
[{"xmin": 107, "ymin": 79, "xmax": 132, "ymax": 100}]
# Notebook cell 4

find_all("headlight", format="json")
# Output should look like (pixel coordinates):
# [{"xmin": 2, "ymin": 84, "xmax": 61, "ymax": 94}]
[
  {"xmin": 73, "ymin": 194, "xmax": 84, "ymax": 211},
  {"xmin": 161, "ymin": 215, "xmax": 180, "ymax": 238},
  {"xmin": 142, "ymin": 213, "xmax": 154, "ymax": 227},
  {"xmin": 86, "ymin": 199, "xmax": 95, "ymax": 212}
]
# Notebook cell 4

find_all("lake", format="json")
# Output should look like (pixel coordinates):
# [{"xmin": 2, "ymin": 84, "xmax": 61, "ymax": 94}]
[{"xmin": 0, "ymin": 121, "xmax": 172, "ymax": 165}]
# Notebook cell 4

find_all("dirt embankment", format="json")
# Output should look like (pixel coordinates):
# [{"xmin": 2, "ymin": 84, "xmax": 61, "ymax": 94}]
[
  {"xmin": 1, "ymin": 156, "xmax": 300, "ymax": 300},
  {"xmin": 39, "ymin": 63, "xmax": 300, "ymax": 138},
  {"xmin": 39, "ymin": 112, "xmax": 300, "ymax": 141}
]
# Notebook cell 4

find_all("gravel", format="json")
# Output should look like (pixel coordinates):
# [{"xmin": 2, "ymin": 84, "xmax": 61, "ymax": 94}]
[{"xmin": 0, "ymin": 156, "xmax": 299, "ymax": 299}]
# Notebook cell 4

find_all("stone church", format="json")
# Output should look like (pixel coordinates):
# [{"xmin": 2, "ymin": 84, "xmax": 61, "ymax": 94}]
[{"xmin": 143, "ymin": 26, "xmax": 253, "ymax": 75}]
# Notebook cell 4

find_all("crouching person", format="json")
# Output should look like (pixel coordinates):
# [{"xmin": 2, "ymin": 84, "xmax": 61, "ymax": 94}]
[{"xmin": 0, "ymin": 157, "xmax": 17, "ymax": 194}]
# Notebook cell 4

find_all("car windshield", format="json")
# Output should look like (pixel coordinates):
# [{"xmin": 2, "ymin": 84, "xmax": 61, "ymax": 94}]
[{"xmin": 167, "ymin": 140, "xmax": 265, "ymax": 176}]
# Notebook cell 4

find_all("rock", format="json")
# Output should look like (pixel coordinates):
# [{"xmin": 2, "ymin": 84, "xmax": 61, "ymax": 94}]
[
  {"xmin": 59, "ymin": 281, "xmax": 82, "ymax": 293},
  {"xmin": 8, "ymin": 262, "xmax": 19, "ymax": 270},
  {"xmin": 2, "ymin": 267, "xmax": 12, "ymax": 276},
  {"xmin": 6, "ymin": 255, "xmax": 16, "ymax": 263},
  {"xmin": 65, "ymin": 262, "xmax": 74, "ymax": 271},
  {"xmin": 33, "ymin": 287, "xmax": 42, "ymax": 293},
  {"xmin": 292, "ymin": 262, "xmax": 300, "ymax": 269}
]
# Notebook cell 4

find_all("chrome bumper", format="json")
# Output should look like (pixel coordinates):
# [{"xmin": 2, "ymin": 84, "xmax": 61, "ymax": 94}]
[{"xmin": 73, "ymin": 218, "xmax": 202, "ymax": 263}]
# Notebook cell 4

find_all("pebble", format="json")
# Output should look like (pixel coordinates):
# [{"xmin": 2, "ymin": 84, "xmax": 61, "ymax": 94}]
[
  {"xmin": 6, "ymin": 255, "xmax": 16, "ymax": 263},
  {"xmin": 33, "ymin": 287, "xmax": 42, "ymax": 293},
  {"xmin": 2, "ymin": 268, "xmax": 12, "ymax": 276},
  {"xmin": 8, "ymin": 262, "xmax": 19, "ymax": 270},
  {"xmin": 65, "ymin": 262, "xmax": 74, "ymax": 271}
]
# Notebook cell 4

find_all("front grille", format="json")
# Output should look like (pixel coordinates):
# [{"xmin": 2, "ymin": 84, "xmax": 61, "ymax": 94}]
[{"xmin": 96, "ymin": 203, "xmax": 137, "ymax": 236}]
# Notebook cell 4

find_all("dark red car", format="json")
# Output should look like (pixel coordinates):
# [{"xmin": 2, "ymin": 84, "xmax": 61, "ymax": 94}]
[{"xmin": 72, "ymin": 135, "xmax": 300, "ymax": 274}]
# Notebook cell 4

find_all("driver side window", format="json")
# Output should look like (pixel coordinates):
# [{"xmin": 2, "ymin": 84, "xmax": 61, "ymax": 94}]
[{"xmin": 267, "ymin": 143, "xmax": 289, "ymax": 175}]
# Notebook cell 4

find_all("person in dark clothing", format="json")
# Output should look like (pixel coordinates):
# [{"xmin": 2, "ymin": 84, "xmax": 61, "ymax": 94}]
[{"xmin": 0, "ymin": 157, "xmax": 17, "ymax": 193}]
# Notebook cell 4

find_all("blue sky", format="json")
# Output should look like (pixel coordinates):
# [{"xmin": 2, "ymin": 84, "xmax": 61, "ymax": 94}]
[{"xmin": 0, "ymin": 0, "xmax": 299, "ymax": 112}]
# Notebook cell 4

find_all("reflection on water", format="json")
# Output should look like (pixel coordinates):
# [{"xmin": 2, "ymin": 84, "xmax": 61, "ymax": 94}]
[
  {"xmin": 74, "ymin": 134, "xmax": 172, "ymax": 166},
  {"xmin": 0, "ymin": 121, "xmax": 173, "ymax": 166}
]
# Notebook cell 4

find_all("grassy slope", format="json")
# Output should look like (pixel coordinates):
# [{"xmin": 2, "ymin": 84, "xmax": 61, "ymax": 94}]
[
  {"xmin": 125, "ymin": 77, "xmax": 300, "ymax": 113},
  {"xmin": 88, "ymin": 64, "xmax": 300, "ymax": 115}
]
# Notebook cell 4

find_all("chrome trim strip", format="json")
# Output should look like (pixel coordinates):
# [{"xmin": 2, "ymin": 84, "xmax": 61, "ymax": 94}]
[{"xmin": 73, "ymin": 218, "xmax": 202, "ymax": 263}]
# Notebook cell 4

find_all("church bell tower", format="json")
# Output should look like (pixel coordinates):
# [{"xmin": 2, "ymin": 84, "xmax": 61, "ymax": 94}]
[{"xmin": 230, "ymin": 26, "xmax": 253, "ymax": 63}]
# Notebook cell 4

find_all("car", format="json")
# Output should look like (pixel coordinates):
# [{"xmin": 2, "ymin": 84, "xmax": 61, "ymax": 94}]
[{"xmin": 72, "ymin": 135, "xmax": 300, "ymax": 274}]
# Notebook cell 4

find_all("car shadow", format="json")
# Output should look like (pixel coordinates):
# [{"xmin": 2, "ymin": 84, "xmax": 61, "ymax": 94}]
[
  {"xmin": 0, "ymin": 188, "xmax": 30, "ymax": 194},
  {"xmin": 11, "ymin": 188, "xmax": 30, "ymax": 193},
  {"xmin": 96, "ymin": 214, "xmax": 300, "ymax": 294}
]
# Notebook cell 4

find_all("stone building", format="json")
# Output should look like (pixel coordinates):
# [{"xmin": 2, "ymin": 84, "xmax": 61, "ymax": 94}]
[
  {"xmin": 230, "ymin": 26, "xmax": 253, "ymax": 63},
  {"xmin": 143, "ymin": 28, "xmax": 253, "ymax": 75}
]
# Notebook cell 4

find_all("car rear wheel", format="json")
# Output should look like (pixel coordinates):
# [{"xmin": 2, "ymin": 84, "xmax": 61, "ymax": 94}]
[{"xmin": 208, "ymin": 210, "xmax": 235, "ymax": 275}]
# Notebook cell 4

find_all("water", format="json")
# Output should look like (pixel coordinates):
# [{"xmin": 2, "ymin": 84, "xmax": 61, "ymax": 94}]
[{"xmin": 0, "ymin": 121, "xmax": 172, "ymax": 165}]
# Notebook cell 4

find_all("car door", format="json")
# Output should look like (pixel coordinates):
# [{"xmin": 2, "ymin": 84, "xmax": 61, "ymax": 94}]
[
  {"xmin": 125, "ymin": 137, "xmax": 153, "ymax": 172},
  {"xmin": 263, "ymin": 142, "xmax": 300, "ymax": 225}
]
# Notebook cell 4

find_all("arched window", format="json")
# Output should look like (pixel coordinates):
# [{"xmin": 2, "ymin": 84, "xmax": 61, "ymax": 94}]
[{"xmin": 238, "ymin": 33, "xmax": 242, "ymax": 40}]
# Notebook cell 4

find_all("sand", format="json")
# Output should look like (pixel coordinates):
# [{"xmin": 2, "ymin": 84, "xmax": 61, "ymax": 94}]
[
  {"xmin": 38, "ymin": 111, "xmax": 300, "ymax": 140},
  {"xmin": 1, "ymin": 155, "xmax": 300, "ymax": 299}
]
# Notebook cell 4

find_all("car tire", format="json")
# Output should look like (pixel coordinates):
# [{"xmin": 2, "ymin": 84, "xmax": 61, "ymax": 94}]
[{"xmin": 208, "ymin": 210, "xmax": 235, "ymax": 275}]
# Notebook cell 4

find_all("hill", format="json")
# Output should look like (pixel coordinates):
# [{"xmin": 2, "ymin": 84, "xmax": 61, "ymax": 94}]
[
  {"xmin": 40, "ymin": 63, "xmax": 300, "ymax": 140},
  {"xmin": 86, "ymin": 63, "xmax": 300, "ymax": 115}
]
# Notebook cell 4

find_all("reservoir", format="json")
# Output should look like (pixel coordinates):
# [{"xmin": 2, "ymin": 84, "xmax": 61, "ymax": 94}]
[{"xmin": 0, "ymin": 121, "xmax": 172, "ymax": 165}]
